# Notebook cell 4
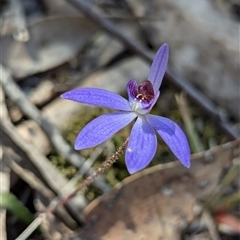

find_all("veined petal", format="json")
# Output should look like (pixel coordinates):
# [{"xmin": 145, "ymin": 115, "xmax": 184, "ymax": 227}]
[
  {"xmin": 126, "ymin": 116, "xmax": 157, "ymax": 174},
  {"xmin": 147, "ymin": 115, "xmax": 190, "ymax": 168},
  {"xmin": 148, "ymin": 43, "xmax": 169, "ymax": 93},
  {"xmin": 75, "ymin": 112, "xmax": 137, "ymax": 150},
  {"xmin": 61, "ymin": 88, "xmax": 131, "ymax": 111}
]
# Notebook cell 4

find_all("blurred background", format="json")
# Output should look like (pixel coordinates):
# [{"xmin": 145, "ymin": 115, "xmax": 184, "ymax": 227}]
[{"xmin": 0, "ymin": 0, "xmax": 239, "ymax": 239}]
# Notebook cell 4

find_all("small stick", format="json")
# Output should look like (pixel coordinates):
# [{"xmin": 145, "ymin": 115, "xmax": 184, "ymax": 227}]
[
  {"xmin": 0, "ymin": 85, "xmax": 84, "ymax": 227},
  {"xmin": 3, "ymin": 149, "xmax": 55, "ymax": 200},
  {"xmin": 0, "ymin": 65, "xmax": 110, "ymax": 193},
  {"xmin": 176, "ymin": 93, "xmax": 203, "ymax": 153},
  {"xmin": 202, "ymin": 210, "xmax": 221, "ymax": 240},
  {"xmin": 16, "ymin": 138, "xmax": 129, "ymax": 240},
  {"xmin": 45, "ymin": 138, "xmax": 129, "ymax": 213}
]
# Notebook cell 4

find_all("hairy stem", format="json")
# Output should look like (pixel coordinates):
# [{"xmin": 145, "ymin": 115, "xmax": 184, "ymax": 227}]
[
  {"xmin": 44, "ymin": 138, "xmax": 129, "ymax": 214},
  {"xmin": 16, "ymin": 138, "xmax": 129, "ymax": 240}
]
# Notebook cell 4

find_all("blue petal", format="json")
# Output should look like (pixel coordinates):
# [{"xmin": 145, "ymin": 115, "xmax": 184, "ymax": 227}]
[
  {"xmin": 75, "ymin": 112, "xmax": 137, "ymax": 150},
  {"xmin": 147, "ymin": 114, "xmax": 191, "ymax": 168},
  {"xmin": 61, "ymin": 88, "xmax": 131, "ymax": 111},
  {"xmin": 148, "ymin": 43, "xmax": 169, "ymax": 93},
  {"xmin": 126, "ymin": 79, "xmax": 138, "ymax": 102},
  {"xmin": 125, "ymin": 117, "xmax": 157, "ymax": 174}
]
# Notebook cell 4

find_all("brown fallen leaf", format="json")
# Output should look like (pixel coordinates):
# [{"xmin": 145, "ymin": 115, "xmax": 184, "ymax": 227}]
[
  {"xmin": 70, "ymin": 140, "xmax": 240, "ymax": 240},
  {"xmin": 1, "ymin": 16, "xmax": 98, "ymax": 78}
]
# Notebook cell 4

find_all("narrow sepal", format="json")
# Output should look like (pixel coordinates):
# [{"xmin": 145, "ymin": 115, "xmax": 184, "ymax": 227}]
[
  {"xmin": 75, "ymin": 112, "xmax": 137, "ymax": 150},
  {"xmin": 125, "ymin": 117, "xmax": 157, "ymax": 174},
  {"xmin": 148, "ymin": 43, "xmax": 169, "ymax": 93},
  {"xmin": 61, "ymin": 88, "xmax": 131, "ymax": 111},
  {"xmin": 147, "ymin": 115, "xmax": 191, "ymax": 168}
]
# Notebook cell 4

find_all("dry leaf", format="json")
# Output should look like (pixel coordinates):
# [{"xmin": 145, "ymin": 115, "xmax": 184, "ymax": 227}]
[
  {"xmin": 0, "ymin": 16, "xmax": 98, "ymax": 78},
  {"xmin": 70, "ymin": 140, "xmax": 240, "ymax": 240}
]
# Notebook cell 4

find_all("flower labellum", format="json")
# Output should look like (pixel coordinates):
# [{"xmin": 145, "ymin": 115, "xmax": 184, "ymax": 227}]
[{"xmin": 61, "ymin": 43, "xmax": 191, "ymax": 174}]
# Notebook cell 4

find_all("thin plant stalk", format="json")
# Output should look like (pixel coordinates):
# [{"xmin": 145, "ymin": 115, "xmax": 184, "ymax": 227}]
[
  {"xmin": 45, "ymin": 137, "xmax": 129, "ymax": 213},
  {"xmin": 16, "ymin": 138, "xmax": 129, "ymax": 240},
  {"xmin": 214, "ymin": 191, "xmax": 240, "ymax": 212},
  {"xmin": 175, "ymin": 93, "xmax": 203, "ymax": 153}
]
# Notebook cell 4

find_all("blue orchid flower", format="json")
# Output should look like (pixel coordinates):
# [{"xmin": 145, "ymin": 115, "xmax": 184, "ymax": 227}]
[{"xmin": 61, "ymin": 43, "xmax": 190, "ymax": 174}]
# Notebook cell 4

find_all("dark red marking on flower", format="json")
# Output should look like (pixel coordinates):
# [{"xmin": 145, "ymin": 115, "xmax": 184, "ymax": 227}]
[{"xmin": 136, "ymin": 80, "xmax": 154, "ymax": 103}]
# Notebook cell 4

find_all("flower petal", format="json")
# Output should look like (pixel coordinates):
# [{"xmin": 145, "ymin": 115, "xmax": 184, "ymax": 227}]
[
  {"xmin": 148, "ymin": 43, "xmax": 169, "ymax": 93},
  {"xmin": 125, "ymin": 117, "xmax": 157, "ymax": 174},
  {"xmin": 75, "ymin": 112, "xmax": 137, "ymax": 150},
  {"xmin": 126, "ymin": 79, "xmax": 138, "ymax": 102},
  {"xmin": 147, "ymin": 114, "xmax": 191, "ymax": 168},
  {"xmin": 61, "ymin": 88, "xmax": 131, "ymax": 111}
]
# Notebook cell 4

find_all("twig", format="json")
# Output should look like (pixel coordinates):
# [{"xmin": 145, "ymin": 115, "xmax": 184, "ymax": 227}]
[
  {"xmin": 78, "ymin": 144, "xmax": 106, "ymax": 176},
  {"xmin": 189, "ymin": 201, "xmax": 221, "ymax": 240},
  {"xmin": 175, "ymin": 93, "xmax": 203, "ymax": 153},
  {"xmin": 2, "ymin": 148, "xmax": 81, "ymax": 230},
  {"xmin": 15, "ymin": 216, "xmax": 45, "ymax": 240},
  {"xmin": 202, "ymin": 210, "xmax": 221, "ymax": 240},
  {"xmin": 66, "ymin": 0, "xmax": 238, "ymax": 139},
  {"xmin": 37, "ymin": 146, "xmax": 105, "ymax": 217},
  {"xmin": 46, "ymin": 137, "xmax": 128, "ymax": 213},
  {"xmin": 3, "ymin": 149, "xmax": 55, "ymax": 200},
  {"xmin": 0, "ymin": 85, "xmax": 85, "ymax": 227},
  {"xmin": 16, "ymin": 138, "xmax": 129, "ymax": 240},
  {"xmin": 66, "ymin": 145, "xmax": 105, "ymax": 190},
  {"xmin": 0, "ymin": 65, "xmax": 110, "ymax": 193}
]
